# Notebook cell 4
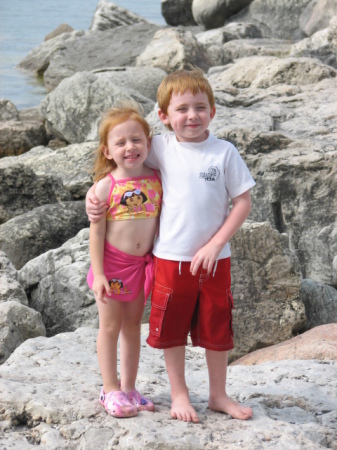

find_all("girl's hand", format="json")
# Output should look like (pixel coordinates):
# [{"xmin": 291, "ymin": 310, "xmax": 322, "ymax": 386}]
[
  {"xmin": 93, "ymin": 274, "xmax": 111, "ymax": 304},
  {"xmin": 86, "ymin": 183, "xmax": 108, "ymax": 223}
]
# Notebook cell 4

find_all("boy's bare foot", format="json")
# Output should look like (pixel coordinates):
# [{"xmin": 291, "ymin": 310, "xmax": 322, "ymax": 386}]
[
  {"xmin": 208, "ymin": 394, "xmax": 253, "ymax": 420},
  {"xmin": 171, "ymin": 392, "xmax": 199, "ymax": 423}
]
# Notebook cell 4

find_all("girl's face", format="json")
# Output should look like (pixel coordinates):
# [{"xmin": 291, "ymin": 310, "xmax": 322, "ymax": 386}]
[{"xmin": 103, "ymin": 119, "xmax": 150, "ymax": 174}]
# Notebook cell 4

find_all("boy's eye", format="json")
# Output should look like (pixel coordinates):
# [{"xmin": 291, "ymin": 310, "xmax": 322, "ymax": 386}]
[{"xmin": 197, "ymin": 106, "xmax": 206, "ymax": 110}]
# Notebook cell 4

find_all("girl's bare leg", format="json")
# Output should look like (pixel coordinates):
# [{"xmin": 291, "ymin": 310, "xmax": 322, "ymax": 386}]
[
  {"xmin": 164, "ymin": 346, "xmax": 199, "ymax": 423},
  {"xmin": 206, "ymin": 349, "xmax": 253, "ymax": 420},
  {"xmin": 119, "ymin": 290, "xmax": 145, "ymax": 392},
  {"xmin": 96, "ymin": 296, "xmax": 123, "ymax": 393}
]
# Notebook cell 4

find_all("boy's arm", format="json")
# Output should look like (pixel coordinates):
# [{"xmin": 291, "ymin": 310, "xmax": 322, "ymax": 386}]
[
  {"xmin": 86, "ymin": 183, "xmax": 108, "ymax": 223},
  {"xmin": 190, "ymin": 190, "xmax": 252, "ymax": 276}
]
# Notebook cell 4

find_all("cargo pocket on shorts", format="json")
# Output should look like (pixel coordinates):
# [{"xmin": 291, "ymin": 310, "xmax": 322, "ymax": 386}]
[
  {"xmin": 227, "ymin": 289, "xmax": 235, "ymax": 337},
  {"xmin": 149, "ymin": 283, "xmax": 172, "ymax": 337}
]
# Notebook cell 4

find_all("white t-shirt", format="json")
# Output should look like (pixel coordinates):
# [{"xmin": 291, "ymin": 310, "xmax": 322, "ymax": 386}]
[{"xmin": 146, "ymin": 132, "xmax": 255, "ymax": 261}]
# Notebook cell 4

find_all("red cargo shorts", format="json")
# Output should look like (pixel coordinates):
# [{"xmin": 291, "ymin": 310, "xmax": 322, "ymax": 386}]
[{"xmin": 146, "ymin": 256, "xmax": 234, "ymax": 351}]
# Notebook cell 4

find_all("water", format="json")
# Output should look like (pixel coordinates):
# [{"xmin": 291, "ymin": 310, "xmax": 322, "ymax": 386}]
[{"xmin": 0, "ymin": 0, "xmax": 165, "ymax": 109}]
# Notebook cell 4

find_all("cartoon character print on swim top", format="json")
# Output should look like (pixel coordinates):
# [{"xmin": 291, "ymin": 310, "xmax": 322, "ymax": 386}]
[{"xmin": 106, "ymin": 172, "xmax": 162, "ymax": 221}]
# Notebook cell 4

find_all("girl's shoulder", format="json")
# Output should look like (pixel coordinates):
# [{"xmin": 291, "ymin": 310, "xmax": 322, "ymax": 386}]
[{"xmin": 96, "ymin": 174, "xmax": 114, "ymax": 203}]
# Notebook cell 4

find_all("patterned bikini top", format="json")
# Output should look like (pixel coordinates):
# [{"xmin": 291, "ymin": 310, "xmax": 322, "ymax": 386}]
[{"xmin": 106, "ymin": 170, "xmax": 163, "ymax": 222}]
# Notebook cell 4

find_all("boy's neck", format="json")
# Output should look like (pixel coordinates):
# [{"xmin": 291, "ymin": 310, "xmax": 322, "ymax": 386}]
[{"xmin": 175, "ymin": 129, "xmax": 210, "ymax": 143}]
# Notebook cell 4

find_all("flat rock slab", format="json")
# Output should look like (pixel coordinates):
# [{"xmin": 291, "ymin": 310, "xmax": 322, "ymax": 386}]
[{"xmin": 0, "ymin": 327, "xmax": 336, "ymax": 449}]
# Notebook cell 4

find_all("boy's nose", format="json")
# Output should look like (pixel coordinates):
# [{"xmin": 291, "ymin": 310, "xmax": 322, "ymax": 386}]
[{"xmin": 188, "ymin": 108, "xmax": 198, "ymax": 118}]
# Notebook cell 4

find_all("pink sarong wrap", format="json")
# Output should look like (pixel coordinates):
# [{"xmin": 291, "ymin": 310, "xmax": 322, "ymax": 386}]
[{"xmin": 87, "ymin": 241, "xmax": 154, "ymax": 303}]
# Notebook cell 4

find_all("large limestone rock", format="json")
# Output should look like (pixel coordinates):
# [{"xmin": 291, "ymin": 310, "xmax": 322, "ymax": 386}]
[
  {"xmin": 192, "ymin": 0, "xmax": 254, "ymax": 30},
  {"xmin": 18, "ymin": 229, "xmax": 97, "ymax": 336},
  {"xmin": 0, "ymin": 302, "xmax": 46, "ymax": 364},
  {"xmin": 205, "ymin": 57, "xmax": 337, "ymax": 286},
  {"xmin": 18, "ymin": 23, "xmax": 161, "ymax": 92},
  {"xmin": 0, "ymin": 164, "xmax": 72, "ymax": 223},
  {"xmin": 0, "ymin": 252, "xmax": 28, "ymax": 305},
  {"xmin": 0, "ymin": 202, "xmax": 89, "ymax": 269},
  {"xmin": 0, "ymin": 328, "xmax": 336, "ymax": 448},
  {"xmin": 300, "ymin": 0, "xmax": 337, "ymax": 36},
  {"xmin": 161, "ymin": 0, "xmax": 197, "ymax": 26},
  {"xmin": 40, "ymin": 71, "xmax": 156, "ymax": 144},
  {"xmin": 300, "ymin": 279, "xmax": 337, "ymax": 329},
  {"xmin": 0, "ymin": 141, "xmax": 96, "ymax": 200},
  {"xmin": 227, "ymin": 0, "xmax": 312, "ymax": 40},
  {"xmin": 0, "ymin": 119, "xmax": 47, "ymax": 158},
  {"xmin": 230, "ymin": 222, "xmax": 305, "ymax": 360},
  {"xmin": 90, "ymin": 0, "xmax": 148, "ymax": 31},
  {"xmin": 231, "ymin": 324, "xmax": 337, "ymax": 365},
  {"xmin": 290, "ymin": 16, "xmax": 337, "ymax": 68},
  {"xmin": 136, "ymin": 27, "xmax": 214, "ymax": 73}
]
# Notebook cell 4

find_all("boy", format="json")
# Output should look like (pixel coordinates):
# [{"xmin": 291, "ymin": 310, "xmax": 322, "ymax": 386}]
[{"xmin": 86, "ymin": 69, "xmax": 255, "ymax": 423}]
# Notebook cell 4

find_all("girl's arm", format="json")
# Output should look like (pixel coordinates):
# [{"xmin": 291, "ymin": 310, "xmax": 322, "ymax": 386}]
[
  {"xmin": 89, "ymin": 177, "xmax": 112, "ymax": 302},
  {"xmin": 190, "ymin": 190, "xmax": 252, "ymax": 276}
]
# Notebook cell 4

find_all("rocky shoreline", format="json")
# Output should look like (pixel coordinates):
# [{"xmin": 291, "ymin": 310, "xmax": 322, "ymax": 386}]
[{"xmin": 0, "ymin": 0, "xmax": 336, "ymax": 448}]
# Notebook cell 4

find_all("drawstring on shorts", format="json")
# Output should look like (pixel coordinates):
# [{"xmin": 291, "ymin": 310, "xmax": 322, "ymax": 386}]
[{"xmin": 213, "ymin": 260, "xmax": 218, "ymax": 277}]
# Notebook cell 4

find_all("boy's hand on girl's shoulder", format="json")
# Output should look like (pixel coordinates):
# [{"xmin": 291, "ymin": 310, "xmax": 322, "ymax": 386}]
[{"xmin": 86, "ymin": 183, "xmax": 108, "ymax": 223}]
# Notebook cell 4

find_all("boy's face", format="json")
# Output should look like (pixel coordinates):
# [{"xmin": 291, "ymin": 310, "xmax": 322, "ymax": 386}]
[{"xmin": 158, "ymin": 90, "xmax": 215, "ymax": 143}]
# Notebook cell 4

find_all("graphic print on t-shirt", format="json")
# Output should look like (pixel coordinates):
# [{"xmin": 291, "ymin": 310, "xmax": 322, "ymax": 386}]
[{"xmin": 199, "ymin": 166, "xmax": 220, "ymax": 181}]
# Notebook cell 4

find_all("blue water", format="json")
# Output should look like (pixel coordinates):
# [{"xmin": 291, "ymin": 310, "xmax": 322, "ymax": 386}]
[{"xmin": 0, "ymin": 0, "xmax": 165, "ymax": 109}]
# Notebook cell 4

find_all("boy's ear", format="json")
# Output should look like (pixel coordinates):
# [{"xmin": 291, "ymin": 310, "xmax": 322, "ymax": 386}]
[
  {"xmin": 158, "ymin": 109, "xmax": 170, "ymax": 126},
  {"xmin": 102, "ymin": 146, "xmax": 113, "ymax": 160},
  {"xmin": 210, "ymin": 106, "xmax": 216, "ymax": 120}
]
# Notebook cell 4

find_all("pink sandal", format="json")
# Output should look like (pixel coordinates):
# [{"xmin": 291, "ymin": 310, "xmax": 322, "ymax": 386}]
[
  {"xmin": 126, "ymin": 389, "xmax": 155, "ymax": 412},
  {"xmin": 99, "ymin": 388, "xmax": 138, "ymax": 418}
]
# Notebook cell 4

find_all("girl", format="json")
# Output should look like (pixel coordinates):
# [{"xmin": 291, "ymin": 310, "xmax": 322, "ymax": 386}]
[{"xmin": 87, "ymin": 101, "xmax": 162, "ymax": 418}]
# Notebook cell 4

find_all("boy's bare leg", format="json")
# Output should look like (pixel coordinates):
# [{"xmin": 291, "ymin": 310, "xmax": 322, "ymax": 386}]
[
  {"xmin": 164, "ymin": 346, "xmax": 199, "ymax": 423},
  {"xmin": 206, "ymin": 349, "xmax": 253, "ymax": 420}
]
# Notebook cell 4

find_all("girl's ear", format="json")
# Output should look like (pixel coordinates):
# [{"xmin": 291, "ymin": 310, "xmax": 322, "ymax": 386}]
[
  {"xmin": 102, "ymin": 146, "xmax": 113, "ymax": 160},
  {"xmin": 158, "ymin": 109, "xmax": 170, "ymax": 126}
]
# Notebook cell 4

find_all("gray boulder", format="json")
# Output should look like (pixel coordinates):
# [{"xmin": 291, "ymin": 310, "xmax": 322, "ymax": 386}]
[
  {"xmin": 0, "ymin": 119, "xmax": 47, "ymax": 158},
  {"xmin": 227, "ymin": 0, "xmax": 311, "ymax": 40},
  {"xmin": 18, "ymin": 23, "xmax": 161, "ymax": 92},
  {"xmin": 44, "ymin": 24, "xmax": 74, "ymax": 41},
  {"xmin": 18, "ymin": 229, "xmax": 97, "ymax": 336},
  {"xmin": 136, "ymin": 27, "xmax": 214, "ymax": 72},
  {"xmin": 0, "ymin": 328, "xmax": 336, "ymax": 448},
  {"xmin": 192, "ymin": 0, "xmax": 254, "ymax": 29},
  {"xmin": 301, "ymin": 279, "xmax": 337, "ymax": 329},
  {"xmin": 0, "ymin": 201, "xmax": 89, "ymax": 269},
  {"xmin": 161, "ymin": 0, "xmax": 196, "ymax": 26},
  {"xmin": 0, "ymin": 252, "xmax": 28, "ymax": 305},
  {"xmin": 0, "ymin": 99, "xmax": 19, "ymax": 121},
  {"xmin": 0, "ymin": 302, "xmax": 46, "ymax": 364},
  {"xmin": 40, "ymin": 71, "xmax": 155, "ymax": 144},
  {"xmin": 0, "ymin": 141, "xmax": 96, "ymax": 200},
  {"xmin": 0, "ymin": 163, "xmax": 72, "ymax": 223},
  {"xmin": 290, "ymin": 16, "xmax": 337, "ymax": 68},
  {"xmin": 300, "ymin": 0, "xmax": 337, "ymax": 36},
  {"xmin": 90, "ymin": 0, "xmax": 148, "ymax": 31}
]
